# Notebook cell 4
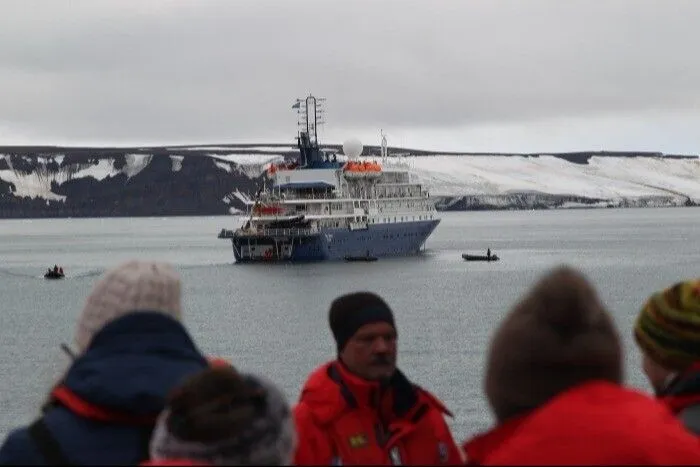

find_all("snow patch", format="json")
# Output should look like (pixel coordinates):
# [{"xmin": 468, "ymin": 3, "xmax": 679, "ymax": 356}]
[
  {"xmin": 214, "ymin": 161, "xmax": 232, "ymax": 173},
  {"xmin": 208, "ymin": 153, "xmax": 285, "ymax": 165},
  {"xmin": 170, "ymin": 155, "xmax": 184, "ymax": 172},
  {"xmin": 207, "ymin": 153, "xmax": 286, "ymax": 178},
  {"xmin": 0, "ymin": 163, "xmax": 67, "ymax": 201},
  {"xmin": 166, "ymin": 145, "xmax": 295, "ymax": 152},
  {"xmin": 232, "ymin": 190, "xmax": 253, "ymax": 205},
  {"xmin": 71, "ymin": 159, "xmax": 117, "ymax": 181},
  {"xmin": 123, "ymin": 153, "xmax": 152, "ymax": 178},
  {"xmin": 168, "ymin": 146, "xmax": 235, "ymax": 151},
  {"xmin": 247, "ymin": 146, "xmax": 296, "ymax": 152}
]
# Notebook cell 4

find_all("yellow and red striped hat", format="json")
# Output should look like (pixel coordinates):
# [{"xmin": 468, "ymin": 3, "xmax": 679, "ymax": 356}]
[{"xmin": 634, "ymin": 279, "xmax": 700, "ymax": 371}]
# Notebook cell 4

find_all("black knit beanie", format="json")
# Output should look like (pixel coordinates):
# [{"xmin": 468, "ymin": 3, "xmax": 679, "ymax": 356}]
[{"xmin": 329, "ymin": 292, "xmax": 396, "ymax": 353}]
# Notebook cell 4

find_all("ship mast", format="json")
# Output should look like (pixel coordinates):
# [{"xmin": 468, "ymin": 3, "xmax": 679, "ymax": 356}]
[
  {"xmin": 295, "ymin": 94, "xmax": 326, "ymax": 146},
  {"xmin": 293, "ymin": 94, "xmax": 327, "ymax": 167}
]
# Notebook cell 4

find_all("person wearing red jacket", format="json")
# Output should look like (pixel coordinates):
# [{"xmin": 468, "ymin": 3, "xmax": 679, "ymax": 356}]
[
  {"xmin": 634, "ymin": 278, "xmax": 700, "ymax": 436},
  {"xmin": 462, "ymin": 267, "xmax": 700, "ymax": 466},
  {"xmin": 293, "ymin": 291, "xmax": 463, "ymax": 465}
]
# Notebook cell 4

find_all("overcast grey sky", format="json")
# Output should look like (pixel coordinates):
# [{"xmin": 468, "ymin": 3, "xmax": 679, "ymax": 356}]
[{"xmin": 1, "ymin": 0, "xmax": 699, "ymax": 153}]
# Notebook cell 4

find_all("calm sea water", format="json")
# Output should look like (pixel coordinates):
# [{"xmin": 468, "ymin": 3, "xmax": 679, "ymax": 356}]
[{"xmin": 0, "ymin": 208, "xmax": 698, "ymax": 441}]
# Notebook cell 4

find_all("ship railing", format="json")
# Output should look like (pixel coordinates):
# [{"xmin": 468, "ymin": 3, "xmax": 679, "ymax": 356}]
[{"xmin": 276, "ymin": 192, "xmax": 340, "ymax": 201}]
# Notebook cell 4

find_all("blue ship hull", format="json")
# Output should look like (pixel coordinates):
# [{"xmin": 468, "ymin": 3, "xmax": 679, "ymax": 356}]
[{"xmin": 232, "ymin": 219, "xmax": 440, "ymax": 263}]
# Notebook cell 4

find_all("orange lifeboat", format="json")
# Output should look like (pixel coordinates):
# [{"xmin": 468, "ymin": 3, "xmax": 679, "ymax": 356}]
[{"xmin": 343, "ymin": 160, "xmax": 382, "ymax": 179}]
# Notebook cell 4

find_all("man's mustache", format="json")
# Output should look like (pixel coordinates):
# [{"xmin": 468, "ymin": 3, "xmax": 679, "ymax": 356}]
[{"xmin": 371, "ymin": 354, "xmax": 393, "ymax": 365}]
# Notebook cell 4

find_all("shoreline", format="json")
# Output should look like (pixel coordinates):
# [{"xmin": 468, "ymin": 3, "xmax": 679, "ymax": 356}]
[{"xmin": 0, "ymin": 202, "xmax": 697, "ymax": 221}]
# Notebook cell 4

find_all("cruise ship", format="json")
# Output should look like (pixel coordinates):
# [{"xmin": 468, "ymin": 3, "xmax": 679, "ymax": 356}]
[{"xmin": 222, "ymin": 94, "xmax": 440, "ymax": 262}]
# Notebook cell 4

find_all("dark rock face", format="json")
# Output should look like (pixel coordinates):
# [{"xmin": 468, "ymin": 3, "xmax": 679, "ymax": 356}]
[
  {"xmin": 0, "ymin": 152, "xmax": 266, "ymax": 218},
  {"xmin": 0, "ymin": 178, "xmax": 14, "ymax": 195}
]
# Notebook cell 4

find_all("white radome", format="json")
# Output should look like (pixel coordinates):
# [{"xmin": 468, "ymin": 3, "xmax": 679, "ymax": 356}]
[{"xmin": 342, "ymin": 138, "xmax": 363, "ymax": 160}]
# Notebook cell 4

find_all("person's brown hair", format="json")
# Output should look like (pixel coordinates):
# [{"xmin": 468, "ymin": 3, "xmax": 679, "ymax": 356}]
[{"xmin": 166, "ymin": 366, "xmax": 268, "ymax": 443}]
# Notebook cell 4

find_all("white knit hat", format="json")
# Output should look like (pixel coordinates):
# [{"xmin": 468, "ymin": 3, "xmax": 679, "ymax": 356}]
[{"xmin": 74, "ymin": 260, "xmax": 183, "ymax": 353}]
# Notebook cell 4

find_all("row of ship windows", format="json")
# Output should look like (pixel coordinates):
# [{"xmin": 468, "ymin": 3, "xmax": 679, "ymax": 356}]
[
  {"xmin": 377, "ymin": 207, "xmax": 431, "ymax": 213},
  {"xmin": 330, "ymin": 229, "xmax": 426, "ymax": 244},
  {"xmin": 370, "ymin": 215, "xmax": 434, "ymax": 223},
  {"xmin": 316, "ymin": 204, "xmax": 430, "ymax": 211},
  {"xmin": 317, "ymin": 215, "xmax": 434, "ymax": 229},
  {"xmin": 297, "ymin": 202, "xmax": 431, "ymax": 212},
  {"xmin": 377, "ymin": 199, "xmax": 431, "ymax": 208}
]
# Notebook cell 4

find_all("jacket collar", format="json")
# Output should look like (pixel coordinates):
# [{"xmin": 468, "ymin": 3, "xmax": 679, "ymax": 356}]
[
  {"xmin": 660, "ymin": 362, "xmax": 700, "ymax": 413},
  {"xmin": 328, "ymin": 360, "xmax": 419, "ymax": 418},
  {"xmin": 300, "ymin": 360, "xmax": 452, "ymax": 427},
  {"xmin": 462, "ymin": 414, "xmax": 528, "ymax": 465},
  {"xmin": 661, "ymin": 361, "xmax": 700, "ymax": 397}
]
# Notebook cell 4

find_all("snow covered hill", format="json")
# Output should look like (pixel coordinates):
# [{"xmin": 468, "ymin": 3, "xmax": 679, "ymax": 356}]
[
  {"xmin": 394, "ymin": 154, "xmax": 700, "ymax": 209},
  {"xmin": 0, "ymin": 145, "xmax": 698, "ymax": 217}
]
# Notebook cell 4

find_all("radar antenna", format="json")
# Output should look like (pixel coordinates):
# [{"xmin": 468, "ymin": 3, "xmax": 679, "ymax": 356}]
[{"xmin": 380, "ymin": 129, "xmax": 388, "ymax": 161}]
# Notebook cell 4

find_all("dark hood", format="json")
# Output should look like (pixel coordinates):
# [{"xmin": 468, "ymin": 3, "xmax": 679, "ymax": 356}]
[{"xmin": 60, "ymin": 311, "xmax": 208, "ymax": 415}]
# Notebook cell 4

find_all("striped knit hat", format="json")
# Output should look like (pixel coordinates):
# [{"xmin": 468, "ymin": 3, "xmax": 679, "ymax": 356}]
[{"xmin": 634, "ymin": 279, "xmax": 700, "ymax": 371}]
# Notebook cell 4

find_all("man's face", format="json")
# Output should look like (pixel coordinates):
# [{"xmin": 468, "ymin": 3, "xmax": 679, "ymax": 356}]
[{"xmin": 340, "ymin": 321, "xmax": 397, "ymax": 381}]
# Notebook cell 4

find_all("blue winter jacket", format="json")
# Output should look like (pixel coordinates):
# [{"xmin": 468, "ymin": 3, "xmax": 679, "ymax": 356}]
[{"xmin": 0, "ymin": 311, "xmax": 209, "ymax": 465}]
